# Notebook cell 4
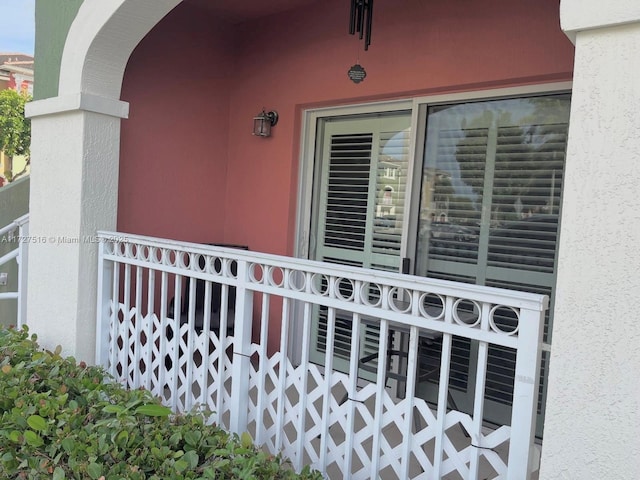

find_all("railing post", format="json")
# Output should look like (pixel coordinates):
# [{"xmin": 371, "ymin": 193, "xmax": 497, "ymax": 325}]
[
  {"xmin": 229, "ymin": 260, "xmax": 254, "ymax": 435},
  {"xmin": 507, "ymin": 307, "xmax": 545, "ymax": 479},
  {"xmin": 95, "ymin": 239, "xmax": 113, "ymax": 368},
  {"xmin": 16, "ymin": 216, "xmax": 29, "ymax": 328}
]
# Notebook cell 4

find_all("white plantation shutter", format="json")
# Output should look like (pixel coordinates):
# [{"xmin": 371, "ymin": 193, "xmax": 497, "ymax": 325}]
[{"xmin": 310, "ymin": 114, "xmax": 411, "ymax": 371}]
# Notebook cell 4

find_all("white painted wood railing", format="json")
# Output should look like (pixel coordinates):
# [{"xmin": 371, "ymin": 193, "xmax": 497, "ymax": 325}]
[
  {"xmin": 0, "ymin": 214, "xmax": 29, "ymax": 327},
  {"xmin": 96, "ymin": 231, "xmax": 547, "ymax": 480}
]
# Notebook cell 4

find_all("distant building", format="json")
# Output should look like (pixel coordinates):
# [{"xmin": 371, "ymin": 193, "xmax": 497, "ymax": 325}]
[
  {"xmin": 0, "ymin": 53, "xmax": 33, "ymax": 183},
  {"xmin": 0, "ymin": 53, "xmax": 34, "ymax": 95}
]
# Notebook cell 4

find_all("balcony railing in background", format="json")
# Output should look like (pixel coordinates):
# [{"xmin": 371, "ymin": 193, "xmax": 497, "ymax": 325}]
[
  {"xmin": 0, "ymin": 214, "xmax": 29, "ymax": 327},
  {"xmin": 96, "ymin": 231, "xmax": 547, "ymax": 480}
]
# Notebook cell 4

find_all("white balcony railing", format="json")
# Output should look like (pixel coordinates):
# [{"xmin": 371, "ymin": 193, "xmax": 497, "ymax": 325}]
[
  {"xmin": 0, "ymin": 214, "xmax": 29, "ymax": 327},
  {"xmin": 96, "ymin": 231, "xmax": 547, "ymax": 480}
]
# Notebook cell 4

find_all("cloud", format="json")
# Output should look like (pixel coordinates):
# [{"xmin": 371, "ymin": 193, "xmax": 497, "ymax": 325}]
[{"xmin": 0, "ymin": 0, "xmax": 35, "ymax": 54}]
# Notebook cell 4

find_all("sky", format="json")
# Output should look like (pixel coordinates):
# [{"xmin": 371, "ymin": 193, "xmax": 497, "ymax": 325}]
[{"xmin": 0, "ymin": 0, "xmax": 35, "ymax": 55}]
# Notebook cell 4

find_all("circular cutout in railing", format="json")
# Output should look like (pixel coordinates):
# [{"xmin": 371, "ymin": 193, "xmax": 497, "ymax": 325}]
[
  {"xmin": 139, "ymin": 245, "xmax": 150, "ymax": 262},
  {"xmin": 192, "ymin": 254, "xmax": 206, "ymax": 272},
  {"xmin": 224, "ymin": 259, "xmax": 240, "ymax": 279},
  {"xmin": 177, "ymin": 251, "xmax": 189, "ymax": 269},
  {"xmin": 211, "ymin": 256, "xmax": 223, "ymax": 275},
  {"xmin": 310, "ymin": 273, "xmax": 330, "ymax": 296},
  {"xmin": 104, "ymin": 240, "xmax": 115, "ymax": 256},
  {"xmin": 288, "ymin": 269, "xmax": 306, "ymax": 292},
  {"xmin": 336, "ymin": 277, "xmax": 355, "ymax": 301},
  {"xmin": 166, "ymin": 250, "xmax": 177, "ymax": 267},
  {"xmin": 453, "ymin": 298, "xmax": 481, "ymax": 327},
  {"xmin": 360, "ymin": 282, "xmax": 382, "ymax": 307},
  {"xmin": 388, "ymin": 287, "xmax": 412, "ymax": 313},
  {"xmin": 419, "ymin": 292, "xmax": 445, "ymax": 320},
  {"xmin": 489, "ymin": 305, "xmax": 520, "ymax": 335},
  {"xmin": 267, "ymin": 265, "xmax": 284, "ymax": 287},
  {"xmin": 249, "ymin": 263, "xmax": 264, "ymax": 283}
]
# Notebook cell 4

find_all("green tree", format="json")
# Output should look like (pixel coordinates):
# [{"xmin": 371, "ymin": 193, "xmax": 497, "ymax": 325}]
[{"xmin": 0, "ymin": 89, "xmax": 31, "ymax": 182}]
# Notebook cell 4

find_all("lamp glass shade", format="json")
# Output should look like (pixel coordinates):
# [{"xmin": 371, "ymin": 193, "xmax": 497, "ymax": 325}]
[{"xmin": 253, "ymin": 113, "xmax": 271, "ymax": 137}]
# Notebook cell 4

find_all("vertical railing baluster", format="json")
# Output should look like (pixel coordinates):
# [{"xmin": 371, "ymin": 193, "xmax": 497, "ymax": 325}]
[
  {"xmin": 121, "ymin": 263, "xmax": 131, "ymax": 386},
  {"xmin": 319, "ymin": 304, "xmax": 336, "ymax": 473},
  {"xmin": 370, "ymin": 316, "xmax": 390, "ymax": 479},
  {"xmin": 133, "ymin": 266, "xmax": 143, "ymax": 388},
  {"xmin": 145, "ymin": 268, "xmax": 155, "ymax": 391},
  {"xmin": 185, "ymin": 270, "xmax": 197, "ymax": 411},
  {"xmin": 275, "ymin": 294, "xmax": 291, "ymax": 453},
  {"xmin": 109, "ymin": 259, "xmax": 120, "ymax": 377},
  {"xmin": 342, "ymin": 308, "xmax": 362, "ymax": 478},
  {"xmin": 199, "ymin": 280, "xmax": 212, "ymax": 410},
  {"xmin": 255, "ymin": 289, "xmax": 271, "ymax": 446},
  {"xmin": 295, "ymin": 296, "xmax": 312, "ymax": 472},
  {"xmin": 433, "ymin": 295, "xmax": 454, "ymax": 478},
  {"xmin": 158, "ymin": 271, "xmax": 169, "ymax": 401},
  {"xmin": 508, "ymin": 307, "xmax": 544, "ymax": 480},
  {"xmin": 95, "ymin": 239, "xmax": 112, "ymax": 368},
  {"xmin": 216, "ymin": 283, "xmax": 230, "ymax": 425},
  {"xmin": 170, "ymin": 274, "xmax": 182, "ymax": 410},
  {"xmin": 400, "ymin": 325, "xmax": 419, "ymax": 479},
  {"xmin": 230, "ymin": 260, "xmax": 253, "ymax": 435},
  {"xmin": 469, "ymin": 302, "xmax": 491, "ymax": 478}
]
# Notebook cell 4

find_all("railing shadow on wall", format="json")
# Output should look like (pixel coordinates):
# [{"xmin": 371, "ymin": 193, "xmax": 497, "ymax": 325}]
[{"xmin": 96, "ymin": 231, "xmax": 547, "ymax": 480}]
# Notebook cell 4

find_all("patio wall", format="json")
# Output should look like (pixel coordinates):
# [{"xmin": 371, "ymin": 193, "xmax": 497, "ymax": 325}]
[{"xmin": 118, "ymin": 0, "xmax": 575, "ymax": 256}]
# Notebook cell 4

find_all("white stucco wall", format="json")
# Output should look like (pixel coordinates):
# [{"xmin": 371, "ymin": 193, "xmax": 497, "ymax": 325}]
[
  {"xmin": 541, "ymin": 14, "xmax": 640, "ymax": 480},
  {"xmin": 25, "ymin": 108, "xmax": 121, "ymax": 360},
  {"xmin": 24, "ymin": 0, "xmax": 179, "ymax": 361}
]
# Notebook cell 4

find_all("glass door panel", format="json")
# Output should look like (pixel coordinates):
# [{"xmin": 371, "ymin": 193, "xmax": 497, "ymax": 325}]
[{"xmin": 414, "ymin": 94, "xmax": 571, "ymax": 436}]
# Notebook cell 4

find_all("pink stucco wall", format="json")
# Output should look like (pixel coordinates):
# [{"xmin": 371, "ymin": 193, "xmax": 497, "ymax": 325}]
[
  {"xmin": 119, "ymin": 0, "xmax": 574, "ymax": 254},
  {"xmin": 119, "ymin": 4, "xmax": 236, "ymax": 243}
]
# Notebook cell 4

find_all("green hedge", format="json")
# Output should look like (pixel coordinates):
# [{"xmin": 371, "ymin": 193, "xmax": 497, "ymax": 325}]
[{"xmin": 0, "ymin": 327, "xmax": 322, "ymax": 480}]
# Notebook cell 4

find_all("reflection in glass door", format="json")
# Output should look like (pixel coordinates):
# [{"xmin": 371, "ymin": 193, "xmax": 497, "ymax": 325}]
[{"xmin": 413, "ymin": 94, "xmax": 571, "ymax": 436}]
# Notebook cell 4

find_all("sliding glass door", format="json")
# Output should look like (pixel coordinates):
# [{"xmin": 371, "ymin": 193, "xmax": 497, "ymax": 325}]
[{"xmin": 307, "ymin": 92, "xmax": 571, "ymax": 436}]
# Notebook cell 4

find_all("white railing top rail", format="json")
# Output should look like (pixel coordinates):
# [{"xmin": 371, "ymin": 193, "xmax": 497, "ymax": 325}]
[
  {"xmin": 97, "ymin": 231, "xmax": 548, "ymax": 312},
  {"xmin": 0, "ymin": 213, "xmax": 29, "ymax": 238},
  {"xmin": 97, "ymin": 231, "xmax": 547, "ymax": 352}
]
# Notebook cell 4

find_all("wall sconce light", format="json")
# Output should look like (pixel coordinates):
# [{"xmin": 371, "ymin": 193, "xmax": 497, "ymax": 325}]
[{"xmin": 253, "ymin": 109, "xmax": 279, "ymax": 137}]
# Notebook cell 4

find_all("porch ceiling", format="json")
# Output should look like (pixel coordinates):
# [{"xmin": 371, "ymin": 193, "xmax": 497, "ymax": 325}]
[{"xmin": 185, "ymin": 0, "xmax": 317, "ymax": 23}]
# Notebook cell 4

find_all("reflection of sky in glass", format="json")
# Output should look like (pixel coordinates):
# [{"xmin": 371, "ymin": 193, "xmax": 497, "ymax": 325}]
[
  {"xmin": 380, "ymin": 128, "xmax": 410, "ymax": 162},
  {"xmin": 424, "ymin": 98, "xmax": 542, "ymax": 205}
]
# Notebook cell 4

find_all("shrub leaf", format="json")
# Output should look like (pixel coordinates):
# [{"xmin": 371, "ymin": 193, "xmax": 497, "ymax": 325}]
[
  {"xmin": 135, "ymin": 404, "xmax": 172, "ymax": 417},
  {"xmin": 27, "ymin": 414, "xmax": 47, "ymax": 432}
]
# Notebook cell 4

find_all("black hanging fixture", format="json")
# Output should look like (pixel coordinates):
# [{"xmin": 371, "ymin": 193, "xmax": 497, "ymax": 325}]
[{"xmin": 349, "ymin": 0, "xmax": 374, "ymax": 51}]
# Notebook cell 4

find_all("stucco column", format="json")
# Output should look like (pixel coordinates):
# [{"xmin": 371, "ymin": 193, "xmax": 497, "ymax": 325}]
[
  {"xmin": 541, "ymin": 2, "xmax": 640, "ymax": 478},
  {"xmin": 25, "ymin": 94, "xmax": 128, "ymax": 362}
]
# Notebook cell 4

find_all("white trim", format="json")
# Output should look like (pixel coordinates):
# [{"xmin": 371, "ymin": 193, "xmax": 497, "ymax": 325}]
[
  {"xmin": 59, "ymin": 0, "xmax": 181, "ymax": 98},
  {"xmin": 25, "ymin": 93, "xmax": 130, "ymax": 119},
  {"xmin": 410, "ymin": 82, "xmax": 574, "ymax": 107}
]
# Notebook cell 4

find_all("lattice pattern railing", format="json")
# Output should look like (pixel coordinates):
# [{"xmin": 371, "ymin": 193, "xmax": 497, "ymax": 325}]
[{"xmin": 96, "ymin": 231, "xmax": 547, "ymax": 479}]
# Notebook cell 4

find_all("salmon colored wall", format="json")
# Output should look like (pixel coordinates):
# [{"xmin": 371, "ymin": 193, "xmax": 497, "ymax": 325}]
[
  {"xmin": 118, "ymin": 4, "xmax": 236, "ymax": 244},
  {"xmin": 223, "ymin": 0, "xmax": 574, "ymax": 256},
  {"xmin": 119, "ymin": 0, "xmax": 574, "ymax": 253}
]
